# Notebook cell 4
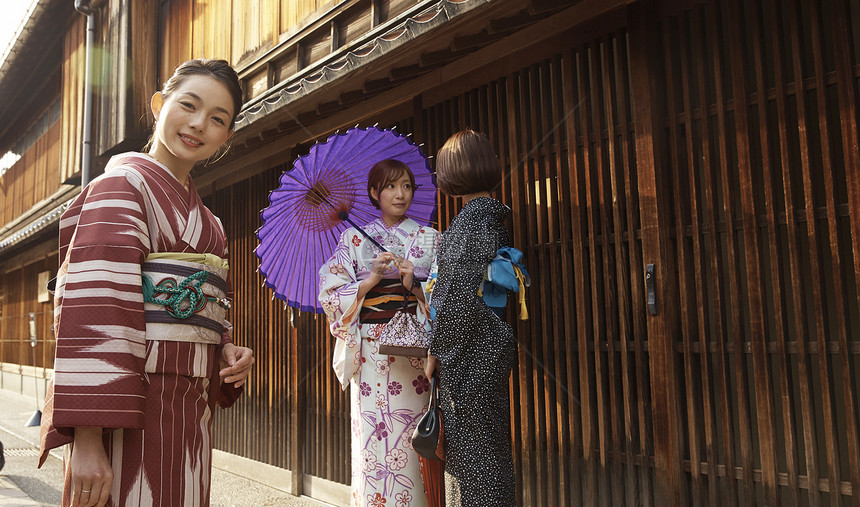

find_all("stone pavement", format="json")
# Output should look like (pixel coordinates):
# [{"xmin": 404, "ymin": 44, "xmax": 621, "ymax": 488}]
[{"xmin": 0, "ymin": 388, "xmax": 328, "ymax": 507}]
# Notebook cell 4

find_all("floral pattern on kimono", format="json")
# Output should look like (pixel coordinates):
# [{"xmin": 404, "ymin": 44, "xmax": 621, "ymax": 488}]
[{"xmin": 319, "ymin": 218, "xmax": 440, "ymax": 507}]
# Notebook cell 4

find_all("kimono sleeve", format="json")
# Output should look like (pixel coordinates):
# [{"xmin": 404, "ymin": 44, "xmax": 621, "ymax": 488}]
[
  {"xmin": 318, "ymin": 228, "xmax": 366, "ymax": 388},
  {"xmin": 50, "ymin": 171, "xmax": 152, "ymax": 431}
]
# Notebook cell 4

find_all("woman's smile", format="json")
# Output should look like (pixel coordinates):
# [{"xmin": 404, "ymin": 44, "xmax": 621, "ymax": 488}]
[{"xmin": 179, "ymin": 133, "xmax": 203, "ymax": 147}]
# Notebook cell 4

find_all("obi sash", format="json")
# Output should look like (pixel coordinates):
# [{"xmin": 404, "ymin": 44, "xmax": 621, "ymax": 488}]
[
  {"xmin": 142, "ymin": 253, "xmax": 231, "ymax": 345},
  {"xmin": 360, "ymin": 279, "xmax": 418, "ymax": 324}
]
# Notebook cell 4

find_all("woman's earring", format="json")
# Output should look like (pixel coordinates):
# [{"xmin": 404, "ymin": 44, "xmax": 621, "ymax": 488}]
[{"xmin": 205, "ymin": 143, "xmax": 231, "ymax": 166}]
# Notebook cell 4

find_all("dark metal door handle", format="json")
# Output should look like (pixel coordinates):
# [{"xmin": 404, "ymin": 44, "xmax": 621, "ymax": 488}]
[{"xmin": 645, "ymin": 264, "xmax": 657, "ymax": 315}]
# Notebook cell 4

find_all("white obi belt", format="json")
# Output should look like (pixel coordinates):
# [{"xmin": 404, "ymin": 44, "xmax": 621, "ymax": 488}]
[{"xmin": 141, "ymin": 253, "xmax": 231, "ymax": 345}]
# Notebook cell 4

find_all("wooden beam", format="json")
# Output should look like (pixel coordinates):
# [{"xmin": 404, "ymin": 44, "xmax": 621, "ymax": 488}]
[
  {"xmin": 627, "ymin": 2, "xmax": 683, "ymax": 505},
  {"xmin": 289, "ymin": 309, "xmax": 304, "ymax": 496}
]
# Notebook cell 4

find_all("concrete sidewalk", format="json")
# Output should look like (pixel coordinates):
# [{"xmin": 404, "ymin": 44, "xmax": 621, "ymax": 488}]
[
  {"xmin": 0, "ymin": 476, "xmax": 40, "ymax": 507},
  {"xmin": 0, "ymin": 388, "xmax": 327, "ymax": 507}
]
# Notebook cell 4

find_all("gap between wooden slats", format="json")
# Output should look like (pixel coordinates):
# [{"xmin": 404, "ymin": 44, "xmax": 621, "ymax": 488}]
[
  {"xmin": 564, "ymin": 45, "xmax": 598, "ymax": 506},
  {"xmin": 726, "ymin": 0, "xmax": 781, "ymax": 503},
  {"xmin": 560, "ymin": 48, "xmax": 588, "ymax": 507},
  {"xmin": 705, "ymin": 3, "xmax": 761, "ymax": 504},
  {"xmin": 581, "ymin": 41, "xmax": 616, "ymax": 507},
  {"xmin": 663, "ymin": 13, "xmax": 705, "ymax": 507},
  {"xmin": 506, "ymin": 73, "xmax": 540, "ymax": 504},
  {"xmin": 593, "ymin": 37, "xmax": 627, "ymax": 507},
  {"xmin": 787, "ymin": 0, "xmax": 847, "ymax": 503},
  {"xmin": 523, "ymin": 62, "xmax": 553, "ymax": 507},
  {"xmin": 613, "ymin": 31, "xmax": 642, "ymax": 506},
  {"xmin": 749, "ymin": 0, "xmax": 805, "ymax": 500},
  {"xmin": 538, "ymin": 60, "xmax": 564, "ymax": 507},
  {"xmin": 824, "ymin": 0, "xmax": 860, "ymax": 502},
  {"xmin": 688, "ymin": 5, "xmax": 740, "ymax": 505}
]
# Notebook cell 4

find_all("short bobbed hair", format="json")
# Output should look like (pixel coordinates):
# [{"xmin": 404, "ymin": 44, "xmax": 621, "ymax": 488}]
[
  {"xmin": 367, "ymin": 159, "xmax": 416, "ymax": 209},
  {"xmin": 435, "ymin": 130, "xmax": 501, "ymax": 196}
]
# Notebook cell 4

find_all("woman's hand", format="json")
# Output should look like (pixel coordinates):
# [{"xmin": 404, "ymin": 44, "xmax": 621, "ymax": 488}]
[
  {"xmin": 397, "ymin": 257, "xmax": 415, "ymax": 291},
  {"xmin": 417, "ymin": 298, "xmax": 431, "ymax": 320},
  {"xmin": 424, "ymin": 352, "xmax": 439, "ymax": 380},
  {"xmin": 369, "ymin": 252, "xmax": 397, "ymax": 281},
  {"xmin": 219, "ymin": 343, "xmax": 255, "ymax": 388},
  {"xmin": 357, "ymin": 252, "xmax": 397, "ymax": 300},
  {"xmin": 70, "ymin": 427, "xmax": 112, "ymax": 507}
]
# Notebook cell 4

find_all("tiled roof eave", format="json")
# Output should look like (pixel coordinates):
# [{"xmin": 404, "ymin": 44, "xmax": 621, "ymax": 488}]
[
  {"xmin": 0, "ymin": 194, "xmax": 76, "ymax": 255},
  {"xmin": 233, "ymin": 0, "xmax": 487, "ymax": 131}
]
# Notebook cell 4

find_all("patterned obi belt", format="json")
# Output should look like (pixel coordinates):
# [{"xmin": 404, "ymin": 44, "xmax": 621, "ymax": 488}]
[
  {"xmin": 360, "ymin": 279, "xmax": 418, "ymax": 324},
  {"xmin": 142, "ymin": 253, "xmax": 231, "ymax": 345}
]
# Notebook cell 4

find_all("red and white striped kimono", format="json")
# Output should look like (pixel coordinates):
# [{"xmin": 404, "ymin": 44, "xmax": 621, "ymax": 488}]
[{"xmin": 38, "ymin": 152, "xmax": 243, "ymax": 507}]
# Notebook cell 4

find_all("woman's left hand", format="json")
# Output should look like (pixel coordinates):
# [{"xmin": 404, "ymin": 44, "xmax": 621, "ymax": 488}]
[
  {"xmin": 398, "ymin": 257, "xmax": 415, "ymax": 290},
  {"xmin": 219, "ymin": 343, "xmax": 255, "ymax": 387}
]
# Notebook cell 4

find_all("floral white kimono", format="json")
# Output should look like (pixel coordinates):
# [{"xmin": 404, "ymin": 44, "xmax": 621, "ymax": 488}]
[{"xmin": 319, "ymin": 217, "xmax": 440, "ymax": 507}]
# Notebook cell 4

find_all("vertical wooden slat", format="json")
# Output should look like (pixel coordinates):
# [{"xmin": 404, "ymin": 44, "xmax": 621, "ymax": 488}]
[
  {"xmin": 663, "ymin": 14, "xmax": 703, "ymax": 507},
  {"xmin": 725, "ymin": 0, "xmax": 780, "ymax": 504},
  {"xmin": 628, "ymin": 2, "xmax": 683, "ymax": 505},
  {"xmin": 790, "ymin": 0, "xmax": 846, "ymax": 504},
  {"xmin": 689, "ymin": 6, "xmax": 740, "ymax": 505},
  {"xmin": 506, "ymin": 71, "xmax": 536, "ymax": 507},
  {"xmin": 522, "ymin": 67, "xmax": 547, "ymax": 505},
  {"xmin": 752, "ymin": 0, "xmax": 802, "ymax": 504},
  {"xmin": 594, "ymin": 37, "xmax": 624, "ymax": 507},
  {"xmin": 617, "ymin": 26, "xmax": 653, "ymax": 507},
  {"xmin": 706, "ymin": 3, "xmax": 757, "ymax": 503},
  {"xmin": 546, "ymin": 53, "xmax": 578, "ymax": 507},
  {"xmin": 522, "ymin": 66, "xmax": 549, "ymax": 507},
  {"xmin": 566, "ymin": 45, "xmax": 600, "ymax": 505},
  {"xmin": 676, "ymin": 11, "xmax": 721, "ymax": 507},
  {"xmin": 606, "ymin": 32, "xmax": 638, "ymax": 506},
  {"xmin": 536, "ymin": 60, "xmax": 562, "ymax": 507},
  {"xmin": 825, "ymin": 1, "xmax": 860, "ymax": 503},
  {"xmin": 580, "ymin": 42, "xmax": 611, "ymax": 506},
  {"xmin": 562, "ymin": 47, "xmax": 591, "ymax": 507}
]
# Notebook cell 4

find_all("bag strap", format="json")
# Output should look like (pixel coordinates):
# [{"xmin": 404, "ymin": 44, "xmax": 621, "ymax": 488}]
[
  {"xmin": 428, "ymin": 374, "xmax": 439, "ymax": 411},
  {"xmin": 399, "ymin": 282, "xmax": 409, "ymax": 310}
]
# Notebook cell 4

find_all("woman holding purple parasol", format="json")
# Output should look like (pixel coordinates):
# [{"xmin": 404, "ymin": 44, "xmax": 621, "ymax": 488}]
[{"xmin": 318, "ymin": 159, "xmax": 439, "ymax": 507}]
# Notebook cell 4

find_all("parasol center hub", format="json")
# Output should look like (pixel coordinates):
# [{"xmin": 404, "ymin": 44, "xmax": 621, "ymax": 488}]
[{"xmin": 305, "ymin": 182, "xmax": 332, "ymax": 207}]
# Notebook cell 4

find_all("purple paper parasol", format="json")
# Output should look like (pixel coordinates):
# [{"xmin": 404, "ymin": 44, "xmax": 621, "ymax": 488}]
[{"xmin": 255, "ymin": 126, "xmax": 436, "ymax": 313}]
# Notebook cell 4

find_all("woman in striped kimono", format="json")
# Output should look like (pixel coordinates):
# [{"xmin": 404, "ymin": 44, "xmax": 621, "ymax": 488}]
[
  {"xmin": 319, "ymin": 159, "xmax": 440, "ymax": 507},
  {"xmin": 39, "ymin": 59, "xmax": 254, "ymax": 507}
]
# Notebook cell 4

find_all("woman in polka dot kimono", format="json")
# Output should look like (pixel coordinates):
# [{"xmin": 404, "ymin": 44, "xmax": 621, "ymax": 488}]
[
  {"xmin": 424, "ymin": 130, "xmax": 517, "ymax": 506},
  {"xmin": 319, "ymin": 159, "xmax": 440, "ymax": 507}
]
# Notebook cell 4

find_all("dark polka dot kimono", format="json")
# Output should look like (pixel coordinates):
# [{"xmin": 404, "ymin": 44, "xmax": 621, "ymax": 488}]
[{"xmin": 429, "ymin": 197, "xmax": 517, "ymax": 507}]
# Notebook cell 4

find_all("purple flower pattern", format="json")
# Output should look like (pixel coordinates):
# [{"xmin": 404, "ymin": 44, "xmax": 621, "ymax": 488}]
[
  {"xmin": 359, "ymin": 382, "xmax": 371, "ymax": 397},
  {"xmin": 318, "ymin": 218, "xmax": 440, "ymax": 504},
  {"xmin": 388, "ymin": 381, "xmax": 402, "ymax": 396},
  {"xmin": 412, "ymin": 375, "xmax": 430, "ymax": 395}
]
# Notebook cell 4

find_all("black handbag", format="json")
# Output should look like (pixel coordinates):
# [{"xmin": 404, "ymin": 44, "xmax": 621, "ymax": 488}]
[{"xmin": 412, "ymin": 374, "xmax": 445, "ymax": 461}]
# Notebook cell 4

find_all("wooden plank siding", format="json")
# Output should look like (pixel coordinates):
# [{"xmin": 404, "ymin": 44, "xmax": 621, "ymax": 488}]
[
  {"xmin": 59, "ymin": 15, "xmax": 85, "ymax": 185},
  {"xmin": 4, "ymin": 0, "xmax": 860, "ymax": 505},
  {"xmin": 654, "ymin": 0, "xmax": 860, "ymax": 504},
  {"xmin": 200, "ymin": 0, "xmax": 860, "ymax": 504},
  {"xmin": 93, "ymin": 0, "xmax": 157, "ymax": 154},
  {"xmin": 0, "ymin": 256, "xmax": 58, "ymax": 371},
  {"xmin": 0, "ymin": 120, "xmax": 62, "ymax": 231}
]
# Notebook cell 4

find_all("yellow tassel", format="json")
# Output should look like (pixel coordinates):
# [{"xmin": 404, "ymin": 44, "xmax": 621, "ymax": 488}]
[{"xmin": 514, "ymin": 266, "xmax": 528, "ymax": 320}]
